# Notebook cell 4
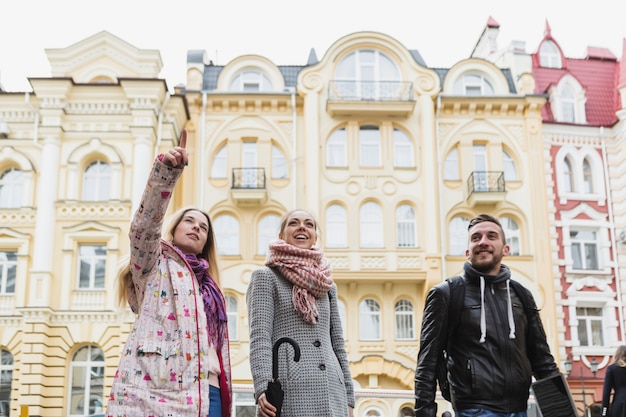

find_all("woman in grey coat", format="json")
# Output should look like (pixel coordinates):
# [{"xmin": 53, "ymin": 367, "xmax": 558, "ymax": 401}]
[{"xmin": 247, "ymin": 209, "xmax": 355, "ymax": 417}]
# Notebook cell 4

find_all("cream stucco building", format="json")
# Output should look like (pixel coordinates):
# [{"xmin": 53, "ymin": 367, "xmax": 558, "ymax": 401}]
[{"xmin": 2, "ymin": 25, "xmax": 617, "ymax": 416}]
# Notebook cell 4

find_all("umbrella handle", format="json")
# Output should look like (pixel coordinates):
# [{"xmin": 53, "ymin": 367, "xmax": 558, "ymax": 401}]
[{"xmin": 272, "ymin": 337, "xmax": 301, "ymax": 380}]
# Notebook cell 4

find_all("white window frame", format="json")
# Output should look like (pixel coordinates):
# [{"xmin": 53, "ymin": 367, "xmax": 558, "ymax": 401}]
[
  {"xmin": 211, "ymin": 145, "xmax": 228, "ymax": 179},
  {"xmin": 443, "ymin": 147, "xmax": 460, "ymax": 181},
  {"xmin": 257, "ymin": 214, "xmax": 280, "ymax": 255},
  {"xmin": 359, "ymin": 126, "xmax": 381, "ymax": 167},
  {"xmin": 67, "ymin": 346, "xmax": 105, "ymax": 417},
  {"xmin": 539, "ymin": 40, "xmax": 562, "ymax": 68},
  {"xmin": 449, "ymin": 216, "xmax": 470, "ymax": 255},
  {"xmin": 326, "ymin": 204, "xmax": 347, "ymax": 248},
  {"xmin": 393, "ymin": 129, "xmax": 414, "ymax": 168},
  {"xmin": 396, "ymin": 205, "xmax": 417, "ymax": 248},
  {"xmin": 82, "ymin": 160, "xmax": 111, "ymax": 202},
  {"xmin": 395, "ymin": 299, "xmax": 415, "ymax": 340},
  {"xmin": 501, "ymin": 216, "xmax": 521, "ymax": 256},
  {"xmin": 554, "ymin": 146, "xmax": 604, "ymax": 204},
  {"xmin": 0, "ymin": 251, "xmax": 17, "ymax": 294},
  {"xmin": 327, "ymin": 128, "xmax": 347, "ymax": 167},
  {"xmin": 225, "ymin": 295, "xmax": 238, "ymax": 340},
  {"xmin": 359, "ymin": 298, "xmax": 382, "ymax": 341},
  {"xmin": 213, "ymin": 214, "xmax": 240, "ymax": 256},
  {"xmin": 0, "ymin": 168, "xmax": 23, "ymax": 208},
  {"xmin": 359, "ymin": 202, "xmax": 383, "ymax": 248},
  {"xmin": 0, "ymin": 349, "xmax": 13, "ymax": 416},
  {"xmin": 271, "ymin": 145, "xmax": 288, "ymax": 179},
  {"xmin": 77, "ymin": 244, "xmax": 106, "ymax": 290}
]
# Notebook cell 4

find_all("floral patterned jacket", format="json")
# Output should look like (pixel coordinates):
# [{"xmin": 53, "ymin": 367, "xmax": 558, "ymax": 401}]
[{"xmin": 106, "ymin": 158, "xmax": 232, "ymax": 417}]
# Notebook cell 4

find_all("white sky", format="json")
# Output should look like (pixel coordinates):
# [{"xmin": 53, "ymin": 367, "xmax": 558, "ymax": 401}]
[{"xmin": 1, "ymin": 0, "xmax": 625, "ymax": 92}]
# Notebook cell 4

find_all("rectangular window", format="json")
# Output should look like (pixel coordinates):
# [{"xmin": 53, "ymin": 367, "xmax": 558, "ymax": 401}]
[
  {"xmin": 395, "ymin": 313, "xmax": 414, "ymax": 339},
  {"xmin": 576, "ymin": 306, "xmax": 604, "ymax": 347},
  {"xmin": 0, "ymin": 251, "xmax": 17, "ymax": 294},
  {"xmin": 570, "ymin": 230, "xmax": 599, "ymax": 270},
  {"xmin": 78, "ymin": 245, "xmax": 106, "ymax": 289},
  {"xmin": 233, "ymin": 392, "xmax": 256, "ymax": 417}
]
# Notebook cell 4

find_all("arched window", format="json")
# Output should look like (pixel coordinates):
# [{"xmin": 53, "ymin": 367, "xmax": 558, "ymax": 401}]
[
  {"xmin": 0, "ymin": 349, "xmax": 13, "ymax": 415},
  {"xmin": 359, "ymin": 125, "xmax": 381, "ymax": 167},
  {"xmin": 326, "ymin": 205, "xmax": 347, "ymax": 248},
  {"xmin": 0, "ymin": 168, "xmax": 23, "ymax": 208},
  {"xmin": 230, "ymin": 70, "xmax": 273, "ymax": 92},
  {"xmin": 449, "ymin": 216, "xmax": 470, "ymax": 255},
  {"xmin": 396, "ymin": 205, "xmax": 416, "ymax": 248},
  {"xmin": 395, "ymin": 299, "xmax": 415, "ymax": 340},
  {"xmin": 225, "ymin": 295, "xmax": 238, "ymax": 340},
  {"xmin": 453, "ymin": 73, "xmax": 494, "ymax": 96},
  {"xmin": 360, "ymin": 202, "xmax": 383, "ymax": 248},
  {"xmin": 444, "ymin": 147, "xmax": 460, "ymax": 180},
  {"xmin": 211, "ymin": 145, "xmax": 227, "ymax": 179},
  {"xmin": 539, "ymin": 41, "xmax": 562, "ymax": 68},
  {"xmin": 82, "ymin": 161, "xmax": 110, "ymax": 202},
  {"xmin": 363, "ymin": 406, "xmax": 384, "ymax": 417},
  {"xmin": 502, "ymin": 150, "xmax": 518, "ymax": 181},
  {"xmin": 334, "ymin": 49, "xmax": 400, "ymax": 100},
  {"xmin": 563, "ymin": 157, "xmax": 574, "ymax": 193},
  {"xmin": 393, "ymin": 129, "xmax": 414, "ymax": 168},
  {"xmin": 78, "ymin": 245, "xmax": 106, "ymax": 289},
  {"xmin": 68, "ymin": 346, "xmax": 105, "ymax": 417},
  {"xmin": 272, "ymin": 145, "xmax": 288, "ymax": 179},
  {"xmin": 359, "ymin": 298, "xmax": 381, "ymax": 340},
  {"xmin": 501, "ymin": 216, "xmax": 521, "ymax": 256},
  {"xmin": 213, "ymin": 214, "xmax": 240, "ymax": 255},
  {"xmin": 327, "ymin": 128, "xmax": 347, "ymax": 167},
  {"xmin": 258, "ymin": 214, "xmax": 281, "ymax": 255},
  {"xmin": 582, "ymin": 157, "xmax": 593, "ymax": 193}
]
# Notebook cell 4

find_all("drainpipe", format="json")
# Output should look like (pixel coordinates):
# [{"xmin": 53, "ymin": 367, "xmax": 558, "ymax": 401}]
[
  {"xmin": 601, "ymin": 125, "xmax": 624, "ymax": 341},
  {"xmin": 200, "ymin": 91, "xmax": 207, "ymax": 205},
  {"xmin": 435, "ymin": 93, "xmax": 447, "ymax": 282},
  {"xmin": 25, "ymin": 93, "xmax": 41, "ymax": 148},
  {"xmin": 154, "ymin": 92, "xmax": 171, "ymax": 158},
  {"xmin": 289, "ymin": 87, "xmax": 297, "ymax": 208}
]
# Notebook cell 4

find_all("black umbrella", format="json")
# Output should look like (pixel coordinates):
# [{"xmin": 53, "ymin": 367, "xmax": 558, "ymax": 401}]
[{"xmin": 265, "ymin": 336, "xmax": 301, "ymax": 417}]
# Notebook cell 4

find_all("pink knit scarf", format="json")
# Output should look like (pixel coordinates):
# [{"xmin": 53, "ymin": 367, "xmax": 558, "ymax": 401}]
[{"xmin": 265, "ymin": 239, "xmax": 334, "ymax": 324}]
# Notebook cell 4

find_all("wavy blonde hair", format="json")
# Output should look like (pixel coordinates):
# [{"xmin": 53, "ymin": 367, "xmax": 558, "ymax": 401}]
[{"xmin": 116, "ymin": 206, "xmax": 221, "ymax": 306}]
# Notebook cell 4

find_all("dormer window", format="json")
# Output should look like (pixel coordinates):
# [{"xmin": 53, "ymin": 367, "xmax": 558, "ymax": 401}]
[
  {"xmin": 539, "ymin": 40, "xmax": 562, "ymax": 68},
  {"xmin": 551, "ymin": 76, "xmax": 586, "ymax": 124},
  {"xmin": 230, "ymin": 70, "xmax": 273, "ymax": 92},
  {"xmin": 453, "ymin": 73, "xmax": 494, "ymax": 96}
]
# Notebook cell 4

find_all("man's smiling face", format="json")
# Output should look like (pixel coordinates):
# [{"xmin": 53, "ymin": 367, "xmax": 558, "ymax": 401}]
[{"xmin": 466, "ymin": 220, "xmax": 509, "ymax": 275}]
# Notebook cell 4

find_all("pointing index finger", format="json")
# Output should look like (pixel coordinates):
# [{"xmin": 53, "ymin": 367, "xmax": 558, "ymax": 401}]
[{"xmin": 179, "ymin": 129, "xmax": 187, "ymax": 149}]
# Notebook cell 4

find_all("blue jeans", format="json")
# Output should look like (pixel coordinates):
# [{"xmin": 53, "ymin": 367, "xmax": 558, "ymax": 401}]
[
  {"xmin": 208, "ymin": 385, "xmax": 222, "ymax": 417},
  {"xmin": 456, "ymin": 409, "xmax": 527, "ymax": 417}
]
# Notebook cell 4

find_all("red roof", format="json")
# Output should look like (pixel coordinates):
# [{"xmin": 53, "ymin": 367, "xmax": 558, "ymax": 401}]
[{"xmin": 531, "ymin": 32, "xmax": 620, "ymax": 126}]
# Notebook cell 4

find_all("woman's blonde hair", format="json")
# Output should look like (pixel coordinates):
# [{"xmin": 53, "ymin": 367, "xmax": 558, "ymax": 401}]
[
  {"xmin": 116, "ymin": 206, "xmax": 221, "ymax": 306},
  {"xmin": 613, "ymin": 345, "xmax": 626, "ymax": 367}
]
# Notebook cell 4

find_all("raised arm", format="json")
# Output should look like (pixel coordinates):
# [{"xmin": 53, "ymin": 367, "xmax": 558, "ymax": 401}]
[{"xmin": 127, "ymin": 129, "xmax": 188, "ymax": 305}]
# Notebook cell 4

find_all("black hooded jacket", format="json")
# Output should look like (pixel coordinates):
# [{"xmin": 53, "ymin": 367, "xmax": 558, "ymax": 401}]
[{"xmin": 414, "ymin": 262, "xmax": 559, "ymax": 416}]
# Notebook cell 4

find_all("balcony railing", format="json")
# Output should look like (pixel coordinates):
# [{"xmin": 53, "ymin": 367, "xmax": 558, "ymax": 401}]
[
  {"xmin": 328, "ymin": 80, "xmax": 414, "ymax": 101},
  {"xmin": 231, "ymin": 168, "xmax": 266, "ymax": 189},
  {"xmin": 468, "ymin": 171, "xmax": 506, "ymax": 194}
]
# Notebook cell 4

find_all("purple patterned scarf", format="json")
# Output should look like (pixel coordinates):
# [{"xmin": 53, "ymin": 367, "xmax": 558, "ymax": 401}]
[{"xmin": 184, "ymin": 253, "xmax": 228, "ymax": 350}]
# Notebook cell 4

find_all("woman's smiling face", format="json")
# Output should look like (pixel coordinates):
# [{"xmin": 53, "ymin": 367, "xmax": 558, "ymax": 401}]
[{"xmin": 279, "ymin": 210, "xmax": 318, "ymax": 249}]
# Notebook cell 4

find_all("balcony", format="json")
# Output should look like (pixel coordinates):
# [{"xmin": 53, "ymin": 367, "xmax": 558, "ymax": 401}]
[
  {"xmin": 327, "ymin": 80, "xmax": 415, "ymax": 116},
  {"xmin": 230, "ymin": 168, "xmax": 267, "ymax": 206},
  {"xmin": 467, "ymin": 171, "xmax": 506, "ymax": 206}
]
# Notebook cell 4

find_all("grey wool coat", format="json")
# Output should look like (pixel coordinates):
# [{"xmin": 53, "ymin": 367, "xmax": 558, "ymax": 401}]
[{"xmin": 246, "ymin": 267, "xmax": 355, "ymax": 417}]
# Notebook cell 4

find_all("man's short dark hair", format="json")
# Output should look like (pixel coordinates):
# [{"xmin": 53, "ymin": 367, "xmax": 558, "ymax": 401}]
[{"xmin": 468, "ymin": 213, "xmax": 507, "ymax": 242}]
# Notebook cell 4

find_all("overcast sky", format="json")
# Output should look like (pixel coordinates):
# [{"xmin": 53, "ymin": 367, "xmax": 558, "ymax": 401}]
[{"xmin": 1, "ymin": 0, "xmax": 625, "ymax": 92}]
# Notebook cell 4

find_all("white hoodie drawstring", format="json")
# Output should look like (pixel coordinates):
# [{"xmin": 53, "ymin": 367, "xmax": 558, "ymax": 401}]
[
  {"xmin": 506, "ymin": 279, "xmax": 516, "ymax": 339},
  {"xmin": 479, "ymin": 276, "xmax": 516, "ymax": 342},
  {"xmin": 479, "ymin": 276, "xmax": 486, "ymax": 343}
]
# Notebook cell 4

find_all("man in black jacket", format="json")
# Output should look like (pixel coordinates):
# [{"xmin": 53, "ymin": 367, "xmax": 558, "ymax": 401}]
[{"xmin": 414, "ymin": 214, "xmax": 560, "ymax": 417}]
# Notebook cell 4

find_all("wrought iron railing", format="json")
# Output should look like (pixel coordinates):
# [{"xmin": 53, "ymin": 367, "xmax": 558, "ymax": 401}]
[
  {"xmin": 231, "ymin": 168, "xmax": 266, "ymax": 189},
  {"xmin": 328, "ymin": 80, "xmax": 414, "ymax": 101},
  {"xmin": 467, "ymin": 171, "xmax": 506, "ymax": 194}
]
